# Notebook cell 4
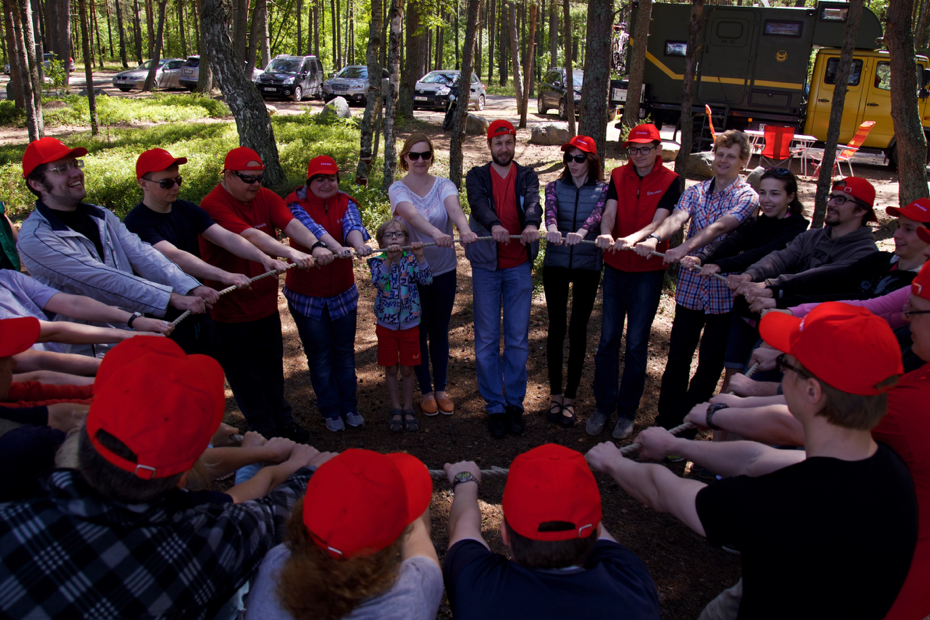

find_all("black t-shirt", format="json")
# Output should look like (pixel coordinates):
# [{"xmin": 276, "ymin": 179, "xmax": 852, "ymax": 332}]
[
  {"xmin": 443, "ymin": 539, "xmax": 660, "ymax": 620},
  {"xmin": 696, "ymin": 443, "xmax": 918, "ymax": 619},
  {"xmin": 606, "ymin": 174, "xmax": 681, "ymax": 212},
  {"xmin": 124, "ymin": 200, "xmax": 215, "ymax": 259},
  {"xmin": 54, "ymin": 208, "xmax": 104, "ymax": 260}
]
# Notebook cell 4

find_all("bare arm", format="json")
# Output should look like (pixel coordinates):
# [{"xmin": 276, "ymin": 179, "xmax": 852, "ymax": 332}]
[
  {"xmin": 151, "ymin": 239, "xmax": 251, "ymax": 288},
  {"xmin": 687, "ymin": 401, "xmax": 805, "ymax": 447},
  {"xmin": 444, "ymin": 461, "xmax": 487, "ymax": 550},
  {"xmin": 401, "ymin": 508, "xmax": 441, "ymax": 567},
  {"xmin": 443, "ymin": 194, "xmax": 478, "ymax": 243},
  {"xmin": 197, "ymin": 434, "xmax": 298, "ymax": 480},
  {"xmin": 201, "ymin": 223, "xmax": 287, "ymax": 273},
  {"xmin": 43, "ymin": 292, "xmax": 171, "ymax": 335},
  {"xmin": 240, "ymin": 226, "xmax": 314, "ymax": 268},
  {"xmin": 225, "ymin": 444, "xmax": 327, "ymax": 503},
  {"xmin": 395, "ymin": 200, "xmax": 453, "ymax": 246},
  {"xmin": 37, "ymin": 320, "xmax": 164, "ymax": 345},
  {"xmin": 664, "ymin": 214, "xmax": 743, "ymax": 264},
  {"xmin": 632, "ymin": 208, "xmax": 690, "ymax": 257},
  {"xmin": 12, "ymin": 349, "xmax": 101, "ymax": 376}
]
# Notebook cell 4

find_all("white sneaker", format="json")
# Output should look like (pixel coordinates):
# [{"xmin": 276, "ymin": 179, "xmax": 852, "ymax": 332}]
[
  {"xmin": 325, "ymin": 417, "xmax": 345, "ymax": 432},
  {"xmin": 345, "ymin": 411, "xmax": 364, "ymax": 428}
]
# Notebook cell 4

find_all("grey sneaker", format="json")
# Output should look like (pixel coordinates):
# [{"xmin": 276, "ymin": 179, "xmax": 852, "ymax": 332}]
[
  {"xmin": 325, "ymin": 416, "xmax": 345, "ymax": 432},
  {"xmin": 612, "ymin": 417, "xmax": 635, "ymax": 439},
  {"xmin": 586, "ymin": 411, "xmax": 610, "ymax": 436},
  {"xmin": 345, "ymin": 411, "xmax": 364, "ymax": 428}
]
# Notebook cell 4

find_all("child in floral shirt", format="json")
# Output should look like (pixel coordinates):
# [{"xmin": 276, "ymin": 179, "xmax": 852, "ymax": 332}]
[{"xmin": 368, "ymin": 219, "xmax": 432, "ymax": 433}]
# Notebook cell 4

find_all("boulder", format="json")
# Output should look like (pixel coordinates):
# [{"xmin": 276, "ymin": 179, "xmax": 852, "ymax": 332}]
[
  {"xmin": 43, "ymin": 100, "xmax": 69, "ymax": 110},
  {"xmin": 78, "ymin": 87, "xmax": 108, "ymax": 97},
  {"xmin": 660, "ymin": 143, "xmax": 679, "ymax": 162},
  {"xmin": 265, "ymin": 104, "xmax": 277, "ymax": 116},
  {"xmin": 318, "ymin": 96, "xmax": 351, "ymax": 120},
  {"xmin": 465, "ymin": 113, "xmax": 489, "ymax": 135},
  {"xmin": 529, "ymin": 122, "xmax": 571, "ymax": 145},
  {"xmin": 685, "ymin": 151, "xmax": 715, "ymax": 180},
  {"xmin": 745, "ymin": 165, "xmax": 766, "ymax": 191}
]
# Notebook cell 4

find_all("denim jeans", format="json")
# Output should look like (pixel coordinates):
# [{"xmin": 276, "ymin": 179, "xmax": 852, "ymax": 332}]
[
  {"xmin": 472, "ymin": 262, "xmax": 532, "ymax": 414},
  {"xmin": 288, "ymin": 303, "xmax": 359, "ymax": 420},
  {"xmin": 415, "ymin": 269, "xmax": 457, "ymax": 394},
  {"xmin": 592, "ymin": 267, "xmax": 665, "ymax": 420}
]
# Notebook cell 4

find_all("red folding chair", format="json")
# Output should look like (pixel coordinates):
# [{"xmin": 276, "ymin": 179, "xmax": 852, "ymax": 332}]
[
  {"xmin": 759, "ymin": 125, "xmax": 796, "ymax": 169},
  {"xmin": 808, "ymin": 121, "xmax": 876, "ymax": 178},
  {"xmin": 705, "ymin": 105, "xmax": 717, "ymax": 141}
]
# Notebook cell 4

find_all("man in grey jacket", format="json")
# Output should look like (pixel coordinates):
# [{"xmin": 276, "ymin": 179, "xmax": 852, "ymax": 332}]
[
  {"xmin": 16, "ymin": 138, "xmax": 212, "ymax": 358},
  {"xmin": 731, "ymin": 177, "xmax": 878, "ymax": 305}
]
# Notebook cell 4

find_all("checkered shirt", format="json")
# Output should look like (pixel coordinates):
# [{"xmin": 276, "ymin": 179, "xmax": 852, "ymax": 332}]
[
  {"xmin": 0, "ymin": 467, "xmax": 313, "ymax": 620},
  {"xmin": 675, "ymin": 178, "xmax": 759, "ymax": 314}
]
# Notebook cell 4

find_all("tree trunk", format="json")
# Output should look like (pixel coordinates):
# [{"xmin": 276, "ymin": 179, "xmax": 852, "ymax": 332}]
[
  {"xmin": 674, "ymin": 0, "xmax": 704, "ymax": 192},
  {"xmin": 132, "ymin": 0, "xmax": 143, "ymax": 63},
  {"xmin": 621, "ymin": 0, "xmax": 650, "ymax": 128},
  {"xmin": 144, "ymin": 0, "xmax": 154, "ymax": 56},
  {"xmin": 887, "ymin": 0, "xmax": 929, "ymax": 206},
  {"xmin": 498, "ymin": 0, "xmax": 507, "ymax": 84},
  {"xmin": 314, "ymin": 0, "xmax": 320, "ymax": 56},
  {"xmin": 142, "ymin": 0, "xmax": 166, "ymax": 91},
  {"xmin": 487, "ymin": 0, "xmax": 494, "ymax": 84},
  {"xmin": 105, "ymin": 0, "xmax": 116, "ymax": 62},
  {"xmin": 561, "ymin": 0, "xmax": 574, "ymax": 135},
  {"xmin": 450, "ymin": 0, "xmax": 480, "ymax": 186},
  {"xmin": 382, "ymin": 0, "xmax": 404, "ymax": 191},
  {"xmin": 334, "ymin": 0, "xmax": 341, "ymax": 66},
  {"xmin": 296, "ymin": 0, "xmax": 302, "ymax": 53},
  {"xmin": 260, "ymin": 0, "xmax": 270, "ymax": 69},
  {"xmin": 548, "ymin": 0, "xmax": 557, "ymax": 69},
  {"xmin": 355, "ymin": 0, "xmax": 382, "ymax": 185},
  {"xmin": 77, "ymin": 0, "xmax": 99, "ymax": 134},
  {"xmin": 8, "ymin": 0, "xmax": 41, "ymax": 138},
  {"xmin": 508, "ymin": 2, "xmax": 523, "ymax": 114},
  {"xmin": 233, "ymin": 0, "xmax": 248, "ymax": 62},
  {"xmin": 196, "ymin": 37, "xmax": 214, "ymax": 93},
  {"xmin": 4, "ymin": 6, "xmax": 24, "ymax": 108},
  {"xmin": 519, "ymin": 1, "xmax": 536, "ymax": 128},
  {"xmin": 177, "ymin": 0, "xmax": 187, "ymax": 57},
  {"xmin": 812, "ymin": 0, "xmax": 864, "ymax": 228},
  {"xmin": 579, "ymin": 0, "xmax": 610, "ymax": 158},
  {"xmin": 18, "ymin": 0, "xmax": 43, "ymax": 135},
  {"xmin": 399, "ymin": 0, "xmax": 422, "ymax": 117},
  {"xmin": 455, "ymin": 0, "xmax": 460, "ymax": 68},
  {"xmin": 247, "ymin": 0, "xmax": 262, "ymax": 73},
  {"xmin": 202, "ymin": 0, "xmax": 285, "ymax": 187}
]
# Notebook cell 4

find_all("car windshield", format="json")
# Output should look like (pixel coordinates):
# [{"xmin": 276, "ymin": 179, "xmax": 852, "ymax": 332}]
[
  {"xmin": 137, "ymin": 59, "xmax": 166, "ymax": 70},
  {"xmin": 266, "ymin": 58, "xmax": 302, "ymax": 73},
  {"xmin": 570, "ymin": 73, "xmax": 583, "ymax": 87},
  {"xmin": 422, "ymin": 72, "xmax": 456, "ymax": 84},
  {"xmin": 337, "ymin": 67, "xmax": 367, "ymax": 79}
]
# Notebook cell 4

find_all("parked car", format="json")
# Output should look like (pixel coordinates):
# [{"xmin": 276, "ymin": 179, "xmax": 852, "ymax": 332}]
[
  {"xmin": 413, "ymin": 70, "xmax": 486, "ymax": 111},
  {"xmin": 537, "ymin": 68, "xmax": 583, "ymax": 119},
  {"xmin": 112, "ymin": 58, "xmax": 185, "ymax": 91},
  {"xmin": 255, "ymin": 55, "xmax": 324, "ymax": 102},
  {"xmin": 322, "ymin": 65, "xmax": 391, "ymax": 106},
  {"xmin": 4, "ymin": 52, "xmax": 74, "ymax": 75},
  {"xmin": 178, "ymin": 55, "xmax": 263, "ymax": 91}
]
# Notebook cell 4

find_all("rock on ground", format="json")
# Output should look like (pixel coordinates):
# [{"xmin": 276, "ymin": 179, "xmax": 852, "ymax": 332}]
[
  {"xmin": 685, "ymin": 151, "xmax": 715, "ymax": 180},
  {"xmin": 529, "ymin": 122, "xmax": 571, "ymax": 145},
  {"xmin": 745, "ymin": 166, "xmax": 766, "ymax": 191},
  {"xmin": 77, "ymin": 87, "xmax": 108, "ymax": 97},
  {"xmin": 318, "ymin": 97, "xmax": 351, "ymax": 120},
  {"xmin": 661, "ymin": 144, "xmax": 679, "ymax": 162},
  {"xmin": 265, "ymin": 104, "xmax": 277, "ymax": 116},
  {"xmin": 465, "ymin": 113, "xmax": 489, "ymax": 135}
]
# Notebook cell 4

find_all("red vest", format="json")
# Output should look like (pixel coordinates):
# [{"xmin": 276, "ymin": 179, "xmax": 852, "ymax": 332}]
[
  {"xmin": 284, "ymin": 188, "xmax": 356, "ymax": 298},
  {"xmin": 605, "ymin": 159, "xmax": 680, "ymax": 273}
]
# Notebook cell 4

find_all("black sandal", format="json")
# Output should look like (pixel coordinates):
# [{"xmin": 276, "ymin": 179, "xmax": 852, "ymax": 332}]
[
  {"xmin": 560, "ymin": 403, "xmax": 576, "ymax": 428},
  {"xmin": 403, "ymin": 409, "xmax": 419, "ymax": 432},
  {"xmin": 547, "ymin": 401, "xmax": 563, "ymax": 424},
  {"xmin": 389, "ymin": 409, "xmax": 404, "ymax": 433}
]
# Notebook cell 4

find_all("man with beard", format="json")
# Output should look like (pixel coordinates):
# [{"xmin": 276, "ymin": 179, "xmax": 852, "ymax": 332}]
[{"xmin": 464, "ymin": 120, "xmax": 541, "ymax": 438}]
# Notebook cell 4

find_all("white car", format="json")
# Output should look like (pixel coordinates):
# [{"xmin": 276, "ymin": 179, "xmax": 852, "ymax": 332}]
[{"xmin": 112, "ymin": 59, "xmax": 185, "ymax": 92}]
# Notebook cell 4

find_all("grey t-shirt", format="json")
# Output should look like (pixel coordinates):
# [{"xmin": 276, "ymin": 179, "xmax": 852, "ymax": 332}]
[
  {"xmin": 389, "ymin": 176, "xmax": 459, "ymax": 277},
  {"xmin": 0, "ymin": 270, "xmax": 61, "ymax": 352},
  {"xmin": 245, "ymin": 544, "xmax": 443, "ymax": 620}
]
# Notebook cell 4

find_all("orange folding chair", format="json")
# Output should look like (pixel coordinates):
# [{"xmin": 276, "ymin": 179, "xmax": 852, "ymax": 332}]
[
  {"xmin": 705, "ymin": 105, "xmax": 717, "ymax": 141},
  {"xmin": 759, "ymin": 125, "xmax": 796, "ymax": 169},
  {"xmin": 809, "ymin": 121, "xmax": 876, "ymax": 178}
]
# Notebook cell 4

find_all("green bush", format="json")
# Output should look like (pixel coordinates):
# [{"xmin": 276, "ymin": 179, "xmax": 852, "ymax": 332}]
[
  {"xmin": 0, "ymin": 101, "xmax": 26, "ymax": 126},
  {"xmin": 29, "ymin": 94, "xmax": 230, "ymax": 128}
]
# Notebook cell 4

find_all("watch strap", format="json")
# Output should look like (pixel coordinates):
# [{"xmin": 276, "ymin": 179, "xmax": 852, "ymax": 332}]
[{"xmin": 127, "ymin": 312, "xmax": 143, "ymax": 329}]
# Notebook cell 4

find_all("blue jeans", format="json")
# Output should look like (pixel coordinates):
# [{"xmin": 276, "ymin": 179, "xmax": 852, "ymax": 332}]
[
  {"xmin": 415, "ymin": 269, "xmax": 457, "ymax": 394},
  {"xmin": 592, "ymin": 267, "xmax": 665, "ymax": 420},
  {"xmin": 472, "ymin": 262, "xmax": 532, "ymax": 414},
  {"xmin": 288, "ymin": 303, "xmax": 359, "ymax": 420}
]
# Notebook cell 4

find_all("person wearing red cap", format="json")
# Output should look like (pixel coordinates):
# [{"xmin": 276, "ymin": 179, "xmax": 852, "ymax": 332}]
[
  {"xmin": 281, "ymin": 155, "xmax": 373, "ymax": 433},
  {"xmin": 442, "ymin": 444, "xmax": 660, "ymax": 619},
  {"xmin": 125, "ymin": 148, "xmax": 288, "ymax": 356},
  {"xmin": 16, "ymin": 137, "xmax": 214, "ymax": 358},
  {"xmin": 540, "ymin": 135, "xmax": 608, "ymax": 428},
  {"xmin": 199, "ymin": 146, "xmax": 324, "ymax": 442},
  {"xmin": 589, "ymin": 123, "xmax": 681, "ymax": 439},
  {"xmin": 245, "ymin": 449, "xmax": 443, "ymax": 620},
  {"xmin": 0, "ymin": 337, "xmax": 328, "ymax": 619},
  {"xmin": 588, "ymin": 302, "xmax": 918, "ymax": 619},
  {"xmin": 464, "ymin": 119, "xmax": 542, "ymax": 437}
]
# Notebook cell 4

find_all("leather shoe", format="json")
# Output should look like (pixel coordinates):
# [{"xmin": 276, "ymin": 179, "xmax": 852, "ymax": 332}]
[
  {"xmin": 506, "ymin": 405, "xmax": 525, "ymax": 436},
  {"xmin": 438, "ymin": 396, "xmax": 454, "ymax": 415},
  {"xmin": 420, "ymin": 397, "xmax": 439, "ymax": 416}
]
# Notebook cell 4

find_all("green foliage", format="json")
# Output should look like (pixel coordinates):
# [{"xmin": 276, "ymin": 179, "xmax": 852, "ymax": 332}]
[
  {"xmin": 0, "ymin": 101, "xmax": 26, "ymax": 126},
  {"xmin": 617, "ymin": 114, "xmax": 654, "ymax": 145},
  {"xmin": 484, "ymin": 83, "xmax": 515, "ymax": 97},
  {"xmin": 43, "ymin": 59, "xmax": 68, "ymax": 97},
  {"xmin": 35, "ymin": 94, "xmax": 230, "ymax": 128}
]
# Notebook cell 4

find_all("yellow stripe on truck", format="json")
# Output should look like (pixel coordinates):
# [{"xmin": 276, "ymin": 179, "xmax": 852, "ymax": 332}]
[
  {"xmin": 753, "ymin": 79, "xmax": 804, "ymax": 89},
  {"xmin": 646, "ymin": 52, "xmax": 683, "ymax": 80},
  {"xmin": 701, "ymin": 76, "xmax": 747, "ymax": 86}
]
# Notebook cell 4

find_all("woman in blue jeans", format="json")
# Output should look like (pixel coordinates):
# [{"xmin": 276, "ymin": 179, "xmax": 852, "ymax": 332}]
[
  {"xmin": 389, "ymin": 133, "xmax": 477, "ymax": 416},
  {"xmin": 282, "ymin": 156, "xmax": 372, "ymax": 433}
]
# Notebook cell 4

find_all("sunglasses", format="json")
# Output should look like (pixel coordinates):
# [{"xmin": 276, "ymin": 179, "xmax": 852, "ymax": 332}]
[
  {"xmin": 231, "ymin": 171, "xmax": 264, "ymax": 185},
  {"xmin": 406, "ymin": 150, "xmax": 432, "ymax": 161},
  {"xmin": 145, "ymin": 175, "xmax": 183, "ymax": 189},
  {"xmin": 49, "ymin": 160, "xmax": 85, "ymax": 175},
  {"xmin": 776, "ymin": 353, "xmax": 812, "ymax": 379},
  {"xmin": 563, "ymin": 153, "xmax": 587, "ymax": 164},
  {"xmin": 627, "ymin": 146, "xmax": 655, "ymax": 156}
]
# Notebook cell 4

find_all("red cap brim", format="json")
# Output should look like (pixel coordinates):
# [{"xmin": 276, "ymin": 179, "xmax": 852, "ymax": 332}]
[
  {"xmin": 759, "ymin": 310, "xmax": 802, "ymax": 355},
  {"xmin": 385, "ymin": 453, "xmax": 433, "ymax": 523},
  {"xmin": 918, "ymin": 226, "xmax": 930, "ymax": 244},
  {"xmin": 0, "ymin": 317, "xmax": 41, "ymax": 357}
]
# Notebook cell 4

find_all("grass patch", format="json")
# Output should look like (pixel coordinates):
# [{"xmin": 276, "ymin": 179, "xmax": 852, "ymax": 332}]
[
  {"xmin": 483, "ymin": 83, "xmax": 517, "ymax": 97},
  {"xmin": 35, "ymin": 94, "xmax": 230, "ymax": 128}
]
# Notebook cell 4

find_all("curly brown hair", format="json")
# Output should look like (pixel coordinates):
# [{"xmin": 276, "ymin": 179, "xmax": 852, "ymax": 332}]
[{"xmin": 276, "ymin": 497, "xmax": 406, "ymax": 619}]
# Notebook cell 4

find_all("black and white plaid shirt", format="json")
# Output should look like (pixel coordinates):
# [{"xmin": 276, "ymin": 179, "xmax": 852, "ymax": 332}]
[{"xmin": 0, "ymin": 467, "xmax": 313, "ymax": 619}]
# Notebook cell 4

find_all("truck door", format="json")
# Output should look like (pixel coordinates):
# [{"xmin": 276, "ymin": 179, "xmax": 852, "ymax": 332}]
[
  {"xmin": 804, "ymin": 53, "xmax": 866, "ymax": 144},
  {"xmin": 860, "ymin": 59, "xmax": 893, "ymax": 148},
  {"xmin": 698, "ymin": 10, "xmax": 756, "ymax": 107}
]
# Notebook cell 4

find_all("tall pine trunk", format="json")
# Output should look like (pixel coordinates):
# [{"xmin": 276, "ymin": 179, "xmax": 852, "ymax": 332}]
[
  {"xmin": 399, "ymin": 0, "xmax": 423, "ymax": 117},
  {"xmin": 508, "ymin": 1, "xmax": 523, "ymax": 114},
  {"xmin": 355, "ymin": 0, "xmax": 383, "ymax": 185},
  {"xmin": 450, "ymin": 0, "xmax": 480, "ymax": 186},
  {"xmin": 382, "ymin": 0, "xmax": 404, "ymax": 191},
  {"xmin": 132, "ymin": 0, "xmax": 143, "ymax": 63},
  {"xmin": 77, "ymin": 0, "xmax": 99, "ymax": 134},
  {"xmin": 561, "ymin": 0, "xmax": 574, "ymax": 135},
  {"xmin": 519, "ymin": 1, "xmax": 536, "ymax": 128},
  {"xmin": 548, "ymin": 0, "xmax": 557, "ymax": 69},
  {"xmin": 674, "ymin": 0, "xmax": 704, "ymax": 192},
  {"xmin": 18, "ymin": 0, "xmax": 43, "ymax": 135},
  {"xmin": 142, "ymin": 0, "xmax": 166, "ymax": 91},
  {"xmin": 579, "ymin": 0, "xmax": 611, "ymax": 158},
  {"xmin": 621, "ymin": 0, "xmax": 651, "ymax": 128}
]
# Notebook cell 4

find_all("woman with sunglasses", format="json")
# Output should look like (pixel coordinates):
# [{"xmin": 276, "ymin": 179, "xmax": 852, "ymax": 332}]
[
  {"xmin": 542, "ymin": 136, "xmax": 608, "ymax": 427},
  {"xmin": 389, "ymin": 133, "xmax": 477, "ymax": 417}
]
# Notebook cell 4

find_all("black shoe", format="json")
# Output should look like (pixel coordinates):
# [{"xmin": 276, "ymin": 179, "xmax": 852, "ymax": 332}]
[
  {"xmin": 507, "ymin": 405, "xmax": 525, "ymax": 436},
  {"xmin": 488, "ymin": 412, "xmax": 508, "ymax": 438},
  {"xmin": 277, "ymin": 421, "xmax": 310, "ymax": 443}
]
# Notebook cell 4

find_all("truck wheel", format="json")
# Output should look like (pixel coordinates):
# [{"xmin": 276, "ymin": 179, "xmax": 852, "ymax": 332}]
[
  {"xmin": 558, "ymin": 98, "xmax": 567, "ymax": 120},
  {"xmin": 537, "ymin": 95, "xmax": 548, "ymax": 115}
]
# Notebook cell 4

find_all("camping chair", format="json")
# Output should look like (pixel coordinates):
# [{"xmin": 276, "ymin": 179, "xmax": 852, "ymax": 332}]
[
  {"xmin": 759, "ymin": 125, "xmax": 796, "ymax": 169},
  {"xmin": 808, "ymin": 121, "xmax": 876, "ymax": 178},
  {"xmin": 705, "ymin": 105, "xmax": 717, "ymax": 141}
]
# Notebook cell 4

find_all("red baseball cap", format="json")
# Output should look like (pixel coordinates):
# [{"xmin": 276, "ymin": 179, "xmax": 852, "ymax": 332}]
[
  {"xmin": 912, "ymin": 262, "xmax": 930, "ymax": 301},
  {"xmin": 136, "ymin": 148, "xmax": 188, "ymax": 180},
  {"xmin": 487, "ymin": 119, "xmax": 517, "ymax": 141},
  {"xmin": 0, "ymin": 317, "xmax": 40, "ymax": 358},
  {"xmin": 886, "ymin": 198, "xmax": 930, "ymax": 224},
  {"xmin": 622, "ymin": 123, "xmax": 661, "ymax": 148},
  {"xmin": 306, "ymin": 155, "xmax": 339, "ymax": 179},
  {"xmin": 224, "ymin": 146, "xmax": 265, "ymax": 171},
  {"xmin": 561, "ymin": 135, "xmax": 596, "ymax": 154},
  {"xmin": 917, "ymin": 226, "xmax": 930, "ymax": 245},
  {"xmin": 502, "ymin": 444, "xmax": 602, "ymax": 542},
  {"xmin": 302, "ymin": 449, "xmax": 432, "ymax": 559},
  {"xmin": 93, "ymin": 336, "xmax": 186, "ymax": 394},
  {"xmin": 833, "ymin": 177, "xmax": 876, "ymax": 222},
  {"xmin": 760, "ymin": 302, "xmax": 902, "ymax": 396},
  {"xmin": 86, "ymin": 339, "xmax": 226, "ymax": 479},
  {"xmin": 22, "ymin": 137, "xmax": 88, "ymax": 179}
]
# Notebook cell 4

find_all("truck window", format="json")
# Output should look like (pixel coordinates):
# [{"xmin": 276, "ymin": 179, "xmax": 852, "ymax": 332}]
[
  {"xmin": 824, "ymin": 58, "xmax": 862, "ymax": 86},
  {"xmin": 763, "ymin": 20, "xmax": 803, "ymax": 37},
  {"xmin": 665, "ymin": 41, "xmax": 687, "ymax": 57},
  {"xmin": 820, "ymin": 7, "xmax": 848, "ymax": 21},
  {"xmin": 875, "ymin": 62, "xmax": 891, "ymax": 91},
  {"xmin": 716, "ymin": 21, "xmax": 743, "ymax": 39}
]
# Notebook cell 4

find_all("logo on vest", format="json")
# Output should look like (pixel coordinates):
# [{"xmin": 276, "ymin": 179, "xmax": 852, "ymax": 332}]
[{"xmin": 646, "ymin": 190, "xmax": 663, "ymax": 196}]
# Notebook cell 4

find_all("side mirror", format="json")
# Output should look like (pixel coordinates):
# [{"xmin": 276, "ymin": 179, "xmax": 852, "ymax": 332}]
[
  {"xmin": 920, "ymin": 87, "xmax": 929, "ymax": 100},
  {"xmin": 553, "ymin": 81, "xmax": 561, "ymax": 88}
]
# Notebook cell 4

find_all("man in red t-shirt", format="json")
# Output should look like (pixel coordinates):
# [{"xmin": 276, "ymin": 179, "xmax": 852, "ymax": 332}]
[
  {"xmin": 200, "ymin": 147, "xmax": 333, "ymax": 442},
  {"xmin": 464, "ymin": 120, "xmax": 542, "ymax": 438}
]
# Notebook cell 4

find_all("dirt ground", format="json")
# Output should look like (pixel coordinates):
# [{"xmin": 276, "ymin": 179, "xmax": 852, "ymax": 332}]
[{"xmin": 5, "ymin": 77, "xmax": 908, "ymax": 618}]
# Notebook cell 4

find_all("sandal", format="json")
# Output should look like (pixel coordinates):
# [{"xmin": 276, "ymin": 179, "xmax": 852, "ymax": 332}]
[
  {"xmin": 388, "ymin": 409, "xmax": 404, "ymax": 433},
  {"xmin": 547, "ymin": 401, "xmax": 563, "ymax": 424},
  {"xmin": 403, "ymin": 409, "xmax": 419, "ymax": 433},
  {"xmin": 560, "ymin": 403, "xmax": 576, "ymax": 428}
]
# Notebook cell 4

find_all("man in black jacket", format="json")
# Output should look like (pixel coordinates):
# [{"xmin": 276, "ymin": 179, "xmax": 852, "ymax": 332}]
[{"xmin": 464, "ymin": 120, "xmax": 541, "ymax": 438}]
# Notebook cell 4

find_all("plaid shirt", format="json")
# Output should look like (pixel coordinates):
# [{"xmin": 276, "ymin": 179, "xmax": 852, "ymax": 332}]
[
  {"xmin": 0, "ymin": 467, "xmax": 313, "ymax": 620},
  {"xmin": 283, "ymin": 190, "xmax": 371, "ymax": 321},
  {"xmin": 675, "ymin": 178, "xmax": 758, "ymax": 314}
]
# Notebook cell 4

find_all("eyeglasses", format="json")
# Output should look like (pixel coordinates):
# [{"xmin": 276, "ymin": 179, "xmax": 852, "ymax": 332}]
[
  {"xmin": 144, "ymin": 176, "xmax": 183, "ymax": 189},
  {"xmin": 827, "ymin": 193, "xmax": 859, "ymax": 207},
  {"xmin": 49, "ymin": 160, "xmax": 85, "ymax": 175},
  {"xmin": 903, "ymin": 303, "xmax": 930, "ymax": 319},
  {"xmin": 231, "ymin": 171, "xmax": 264, "ymax": 185},
  {"xmin": 406, "ymin": 150, "xmax": 432, "ymax": 161},
  {"xmin": 383, "ymin": 230, "xmax": 406, "ymax": 239},
  {"xmin": 776, "ymin": 353, "xmax": 812, "ymax": 379},
  {"xmin": 563, "ymin": 153, "xmax": 587, "ymax": 164},
  {"xmin": 627, "ymin": 146, "xmax": 654, "ymax": 156}
]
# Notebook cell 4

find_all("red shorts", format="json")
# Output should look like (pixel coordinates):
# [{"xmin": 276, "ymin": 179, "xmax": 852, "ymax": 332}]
[{"xmin": 376, "ymin": 324, "xmax": 421, "ymax": 367}]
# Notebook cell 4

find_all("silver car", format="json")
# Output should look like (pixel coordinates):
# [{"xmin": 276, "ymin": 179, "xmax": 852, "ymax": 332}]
[
  {"xmin": 323, "ymin": 65, "xmax": 390, "ymax": 106},
  {"xmin": 413, "ymin": 70, "xmax": 486, "ymax": 111},
  {"xmin": 178, "ymin": 55, "xmax": 264, "ymax": 91},
  {"xmin": 112, "ymin": 58, "xmax": 185, "ymax": 92}
]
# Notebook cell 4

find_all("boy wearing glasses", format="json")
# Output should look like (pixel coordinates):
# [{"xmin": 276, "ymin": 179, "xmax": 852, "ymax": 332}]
[
  {"xmin": 16, "ymin": 138, "xmax": 211, "ymax": 358},
  {"xmin": 125, "ymin": 148, "xmax": 289, "ymax": 356}
]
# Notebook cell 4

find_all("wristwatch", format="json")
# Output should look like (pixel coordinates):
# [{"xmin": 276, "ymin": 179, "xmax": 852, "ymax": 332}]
[
  {"xmin": 310, "ymin": 240, "xmax": 328, "ymax": 252},
  {"xmin": 706, "ymin": 403, "xmax": 729, "ymax": 430},
  {"xmin": 646, "ymin": 233, "xmax": 662, "ymax": 243},
  {"xmin": 127, "ymin": 312, "xmax": 143, "ymax": 329},
  {"xmin": 452, "ymin": 471, "xmax": 479, "ymax": 491}
]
